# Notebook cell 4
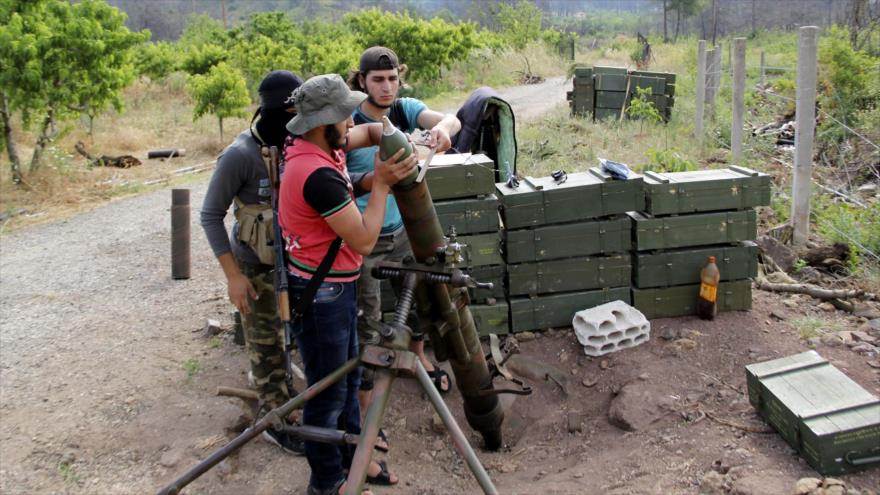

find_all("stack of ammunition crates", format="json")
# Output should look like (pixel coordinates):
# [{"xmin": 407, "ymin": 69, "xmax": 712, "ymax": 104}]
[
  {"xmin": 496, "ymin": 168, "xmax": 645, "ymax": 335},
  {"xmin": 629, "ymin": 166, "xmax": 770, "ymax": 319},
  {"xmin": 567, "ymin": 66, "xmax": 676, "ymax": 122},
  {"xmin": 380, "ymin": 154, "xmax": 506, "ymax": 330}
]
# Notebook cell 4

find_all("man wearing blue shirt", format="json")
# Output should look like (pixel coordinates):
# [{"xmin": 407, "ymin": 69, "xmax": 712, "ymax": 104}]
[{"xmin": 346, "ymin": 47, "xmax": 461, "ymax": 448}]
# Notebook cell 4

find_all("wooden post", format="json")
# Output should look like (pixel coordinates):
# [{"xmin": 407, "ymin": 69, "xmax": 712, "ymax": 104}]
[
  {"xmin": 760, "ymin": 50, "xmax": 766, "ymax": 85},
  {"xmin": 731, "ymin": 38, "xmax": 746, "ymax": 163},
  {"xmin": 791, "ymin": 26, "xmax": 819, "ymax": 247},
  {"xmin": 695, "ymin": 40, "xmax": 706, "ymax": 145}
]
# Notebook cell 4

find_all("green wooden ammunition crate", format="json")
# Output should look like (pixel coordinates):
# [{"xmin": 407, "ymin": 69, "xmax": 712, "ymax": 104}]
[
  {"xmin": 631, "ymin": 279, "xmax": 752, "ymax": 319},
  {"xmin": 593, "ymin": 66, "xmax": 628, "ymax": 76},
  {"xmin": 595, "ymin": 73, "xmax": 627, "ymax": 91},
  {"xmin": 633, "ymin": 242, "xmax": 758, "ymax": 288},
  {"xmin": 504, "ymin": 216, "xmax": 631, "ymax": 264},
  {"xmin": 629, "ymin": 70, "xmax": 677, "ymax": 86},
  {"xmin": 496, "ymin": 168, "xmax": 644, "ymax": 230},
  {"xmin": 596, "ymin": 90, "xmax": 627, "ymax": 109},
  {"xmin": 630, "ymin": 209, "xmax": 757, "ymax": 251},
  {"xmin": 643, "ymin": 166, "xmax": 772, "ymax": 215},
  {"xmin": 433, "ymin": 194, "xmax": 500, "ymax": 235},
  {"xmin": 465, "ymin": 264, "xmax": 506, "ymax": 303},
  {"xmin": 574, "ymin": 66, "xmax": 594, "ymax": 78},
  {"xmin": 594, "ymin": 107, "xmax": 621, "ymax": 121},
  {"xmin": 507, "ymin": 254, "xmax": 630, "ymax": 296},
  {"xmin": 510, "ymin": 287, "xmax": 631, "ymax": 332},
  {"xmin": 459, "ymin": 232, "xmax": 503, "ymax": 267},
  {"xmin": 425, "ymin": 153, "xmax": 495, "ymax": 201},
  {"xmin": 746, "ymin": 351, "xmax": 880, "ymax": 475},
  {"xmin": 470, "ymin": 302, "xmax": 510, "ymax": 336},
  {"xmin": 665, "ymin": 83, "xmax": 676, "ymax": 98}
]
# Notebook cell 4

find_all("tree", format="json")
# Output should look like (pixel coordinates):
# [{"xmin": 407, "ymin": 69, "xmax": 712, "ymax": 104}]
[
  {"xmin": 0, "ymin": 0, "xmax": 148, "ymax": 184},
  {"xmin": 188, "ymin": 62, "xmax": 249, "ymax": 142},
  {"xmin": 497, "ymin": 0, "xmax": 543, "ymax": 50},
  {"xmin": 669, "ymin": 0, "xmax": 701, "ymax": 42}
]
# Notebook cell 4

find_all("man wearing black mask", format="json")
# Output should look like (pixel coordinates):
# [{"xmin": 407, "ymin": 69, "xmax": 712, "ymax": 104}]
[{"xmin": 201, "ymin": 70, "xmax": 304, "ymax": 454}]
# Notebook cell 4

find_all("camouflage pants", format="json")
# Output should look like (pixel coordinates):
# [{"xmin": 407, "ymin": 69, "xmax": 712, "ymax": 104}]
[
  {"xmin": 239, "ymin": 261, "xmax": 289, "ymax": 409},
  {"xmin": 357, "ymin": 229, "xmax": 420, "ymax": 391}
]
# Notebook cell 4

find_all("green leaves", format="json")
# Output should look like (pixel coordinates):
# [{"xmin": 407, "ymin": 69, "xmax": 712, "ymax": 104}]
[
  {"xmin": 0, "ymin": 0, "xmax": 148, "ymax": 171},
  {"xmin": 187, "ymin": 62, "xmax": 249, "ymax": 140}
]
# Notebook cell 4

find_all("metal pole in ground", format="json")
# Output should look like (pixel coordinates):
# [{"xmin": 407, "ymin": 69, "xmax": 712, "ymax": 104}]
[
  {"xmin": 695, "ymin": 40, "xmax": 706, "ymax": 145},
  {"xmin": 731, "ymin": 38, "xmax": 747, "ymax": 163},
  {"xmin": 170, "ymin": 189, "xmax": 190, "ymax": 280},
  {"xmin": 792, "ymin": 26, "xmax": 819, "ymax": 247}
]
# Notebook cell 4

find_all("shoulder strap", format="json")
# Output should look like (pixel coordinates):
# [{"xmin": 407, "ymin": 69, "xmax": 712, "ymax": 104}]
[{"xmin": 291, "ymin": 237, "xmax": 343, "ymax": 318}]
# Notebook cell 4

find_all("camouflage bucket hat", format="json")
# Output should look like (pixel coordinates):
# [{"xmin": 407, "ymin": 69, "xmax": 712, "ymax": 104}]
[{"xmin": 285, "ymin": 74, "xmax": 367, "ymax": 136}]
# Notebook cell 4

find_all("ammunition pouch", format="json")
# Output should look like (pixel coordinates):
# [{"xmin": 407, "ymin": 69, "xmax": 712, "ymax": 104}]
[{"xmin": 233, "ymin": 197, "xmax": 275, "ymax": 266}]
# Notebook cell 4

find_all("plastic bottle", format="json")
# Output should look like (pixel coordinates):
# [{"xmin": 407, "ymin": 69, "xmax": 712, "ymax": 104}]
[
  {"xmin": 697, "ymin": 256, "xmax": 720, "ymax": 320},
  {"xmin": 379, "ymin": 115, "xmax": 413, "ymax": 162}
]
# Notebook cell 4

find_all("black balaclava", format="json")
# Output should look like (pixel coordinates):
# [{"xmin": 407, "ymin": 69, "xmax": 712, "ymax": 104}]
[{"xmin": 254, "ymin": 70, "xmax": 304, "ymax": 147}]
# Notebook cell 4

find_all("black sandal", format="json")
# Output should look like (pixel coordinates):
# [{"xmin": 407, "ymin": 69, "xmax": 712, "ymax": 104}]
[
  {"xmin": 374, "ymin": 428, "xmax": 389, "ymax": 453},
  {"xmin": 365, "ymin": 460, "xmax": 397, "ymax": 486},
  {"xmin": 427, "ymin": 367, "xmax": 451, "ymax": 394}
]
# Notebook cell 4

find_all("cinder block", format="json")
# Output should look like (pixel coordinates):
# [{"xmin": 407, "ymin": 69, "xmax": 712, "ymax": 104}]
[{"xmin": 572, "ymin": 300, "xmax": 650, "ymax": 357}]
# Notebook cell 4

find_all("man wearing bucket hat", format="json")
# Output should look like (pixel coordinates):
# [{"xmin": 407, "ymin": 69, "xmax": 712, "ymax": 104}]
[
  {"xmin": 201, "ymin": 70, "xmax": 306, "ymax": 455},
  {"xmin": 346, "ymin": 47, "xmax": 460, "ymax": 441},
  {"xmin": 279, "ymin": 73, "xmax": 415, "ymax": 495}
]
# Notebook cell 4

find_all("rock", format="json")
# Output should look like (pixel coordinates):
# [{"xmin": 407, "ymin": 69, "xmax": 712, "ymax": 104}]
[
  {"xmin": 499, "ymin": 462, "xmax": 517, "ymax": 474},
  {"xmin": 567, "ymin": 411, "xmax": 583, "ymax": 433},
  {"xmin": 660, "ymin": 327, "xmax": 680, "ymax": 340},
  {"xmin": 852, "ymin": 303, "xmax": 880, "ymax": 320},
  {"xmin": 821, "ymin": 333, "xmax": 845, "ymax": 347},
  {"xmin": 159, "ymin": 450, "xmax": 181, "ymax": 468},
  {"xmin": 700, "ymin": 470, "xmax": 727, "ymax": 495},
  {"xmin": 851, "ymin": 343, "xmax": 878, "ymax": 355},
  {"xmin": 517, "ymin": 331, "xmax": 536, "ymax": 342},
  {"xmin": 430, "ymin": 413, "xmax": 445, "ymax": 433},
  {"xmin": 819, "ymin": 302, "xmax": 836, "ymax": 312},
  {"xmin": 573, "ymin": 472, "xmax": 584, "ymax": 479},
  {"xmin": 719, "ymin": 448, "xmax": 752, "ymax": 473},
  {"xmin": 756, "ymin": 235, "xmax": 797, "ymax": 272},
  {"xmin": 216, "ymin": 458, "xmax": 233, "ymax": 478},
  {"xmin": 607, "ymin": 381, "xmax": 674, "ymax": 432},
  {"xmin": 673, "ymin": 338, "xmax": 697, "ymax": 351},
  {"xmin": 599, "ymin": 359, "xmax": 610, "ymax": 370},
  {"xmin": 793, "ymin": 477, "xmax": 822, "ymax": 494},
  {"xmin": 851, "ymin": 331, "xmax": 876, "ymax": 344},
  {"xmin": 581, "ymin": 377, "xmax": 599, "ymax": 388},
  {"xmin": 638, "ymin": 373, "xmax": 649, "ymax": 381},
  {"xmin": 202, "ymin": 319, "xmax": 224, "ymax": 336},
  {"xmin": 770, "ymin": 311, "xmax": 788, "ymax": 321},
  {"xmin": 60, "ymin": 451, "xmax": 76, "ymax": 466},
  {"xmin": 783, "ymin": 299, "xmax": 799, "ymax": 309},
  {"xmin": 866, "ymin": 360, "xmax": 880, "ymax": 369},
  {"xmin": 807, "ymin": 337, "xmax": 821, "ymax": 347},
  {"xmin": 730, "ymin": 474, "xmax": 790, "ymax": 495},
  {"xmin": 862, "ymin": 319, "xmax": 880, "ymax": 339}
]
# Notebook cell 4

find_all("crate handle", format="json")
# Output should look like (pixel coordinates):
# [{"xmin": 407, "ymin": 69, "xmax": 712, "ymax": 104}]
[
  {"xmin": 729, "ymin": 165, "xmax": 758, "ymax": 177},
  {"xmin": 845, "ymin": 450, "xmax": 880, "ymax": 466},
  {"xmin": 523, "ymin": 176, "xmax": 543, "ymax": 190}
]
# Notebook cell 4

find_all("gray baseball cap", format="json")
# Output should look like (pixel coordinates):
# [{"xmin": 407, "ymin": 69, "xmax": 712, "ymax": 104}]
[{"xmin": 285, "ymin": 74, "xmax": 367, "ymax": 136}]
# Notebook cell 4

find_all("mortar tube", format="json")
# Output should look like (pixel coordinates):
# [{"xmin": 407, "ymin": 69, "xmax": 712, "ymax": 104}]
[{"xmin": 391, "ymin": 172, "xmax": 503, "ymax": 450}]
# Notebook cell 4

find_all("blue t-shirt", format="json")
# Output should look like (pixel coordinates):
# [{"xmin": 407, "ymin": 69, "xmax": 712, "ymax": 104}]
[{"xmin": 346, "ymin": 97, "xmax": 427, "ymax": 234}]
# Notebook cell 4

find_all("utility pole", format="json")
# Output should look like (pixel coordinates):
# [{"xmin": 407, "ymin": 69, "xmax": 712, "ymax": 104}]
[
  {"xmin": 791, "ymin": 27, "xmax": 819, "ymax": 247},
  {"xmin": 711, "ymin": 0, "xmax": 718, "ymax": 45},
  {"xmin": 221, "ymin": 0, "xmax": 228, "ymax": 29}
]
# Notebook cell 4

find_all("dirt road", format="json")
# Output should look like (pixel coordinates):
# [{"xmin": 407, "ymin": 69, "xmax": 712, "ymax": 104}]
[{"xmin": 2, "ymin": 79, "xmax": 879, "ymax": 495}]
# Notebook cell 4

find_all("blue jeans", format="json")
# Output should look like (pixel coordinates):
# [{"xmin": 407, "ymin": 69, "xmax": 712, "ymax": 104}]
[{"xmin": 289, "ymin": 274, "xmax": 362, "ymax": 490}]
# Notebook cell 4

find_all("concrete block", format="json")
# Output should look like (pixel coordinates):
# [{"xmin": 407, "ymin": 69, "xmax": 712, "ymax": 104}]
[{"xmin": 572, "ymin": 300, "xmax": 650, "ymax": 357}]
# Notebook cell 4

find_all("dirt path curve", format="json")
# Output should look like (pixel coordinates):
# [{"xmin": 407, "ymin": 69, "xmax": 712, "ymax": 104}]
[{"xmin": 0, "ymin": 81, "xmax": 569, "ymax": 494}]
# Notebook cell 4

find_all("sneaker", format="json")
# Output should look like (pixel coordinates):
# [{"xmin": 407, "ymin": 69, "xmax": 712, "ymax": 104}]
[{"xmin": 262, "ymin": 426, "xmax": 306, "ymax": 455}]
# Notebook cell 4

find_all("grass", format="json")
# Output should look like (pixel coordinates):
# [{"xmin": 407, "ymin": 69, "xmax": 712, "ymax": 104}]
[
  {"xmin": 208, "ymin": 336, "xmax": 223, "ymax": 349},
  {"xmin": 58, "ymin": 462, "xmax": 80, "ymax": 484},
  {"xmin": 182, "ymin": 357, "xmax": 201, "ymax": 381},
  {"xmin": 792, "ymin": 316, "xmax": 836, "ymax": 340}
]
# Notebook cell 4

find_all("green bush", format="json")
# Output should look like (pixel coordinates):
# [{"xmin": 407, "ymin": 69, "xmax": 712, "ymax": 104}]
[
  {"xmin": 134, "ymin": 41, "xmax": 179, "ymax": 81},
  {"xmin": 642, "ymin": 147, "xmax": 697, "ymax": 173}
]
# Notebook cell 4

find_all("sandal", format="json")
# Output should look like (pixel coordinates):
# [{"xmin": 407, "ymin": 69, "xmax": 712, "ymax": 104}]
[
  {"xmin": 427, "ymin": 367, "xmax": 451, "ymax": 395},
  {"xmin": 374, "ymin": 428, "xmax": 389, "ymax": 453},
  {"xmin": 365, "ymin": 460, "xmax": 397, "ymax": 486}
]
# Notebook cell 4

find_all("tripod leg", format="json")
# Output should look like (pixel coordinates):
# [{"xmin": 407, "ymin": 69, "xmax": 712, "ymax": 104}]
[
  {"xmin": 344, "ymin": 368, "xmax": 394, "ymax": 495},
  {"xmin": 414, "ymin": 360, "xmax": 499, "ymax": 495},
  {"xmin": 157, "ymin": 357, "xmax": 359, "ymax": 495}
]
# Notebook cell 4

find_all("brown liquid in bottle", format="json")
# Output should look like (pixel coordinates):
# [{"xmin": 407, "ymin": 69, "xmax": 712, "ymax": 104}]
[{"xmin": 697, "ymin": 256, "xmax": 720, "ymax": 320}]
